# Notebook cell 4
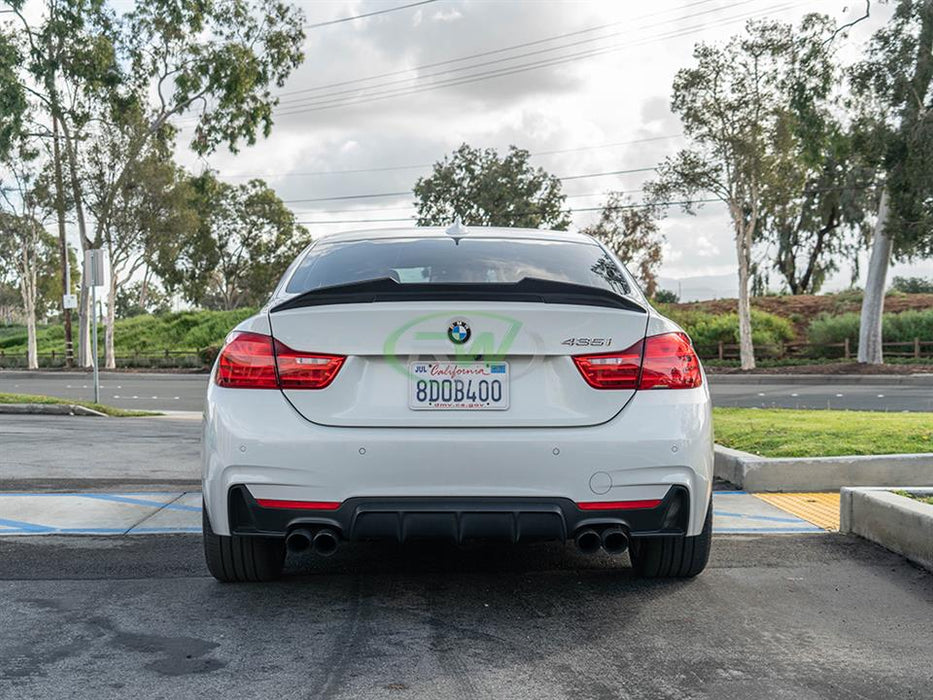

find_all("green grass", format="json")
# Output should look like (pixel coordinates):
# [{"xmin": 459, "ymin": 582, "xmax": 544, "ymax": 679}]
[
  {"xmin": 0, "ymin": 392, "xmax": 158, "ymax": 417},
  {"xmin": 713, "ymin": 407, "xmax": 933, "ymax": 457},
  {"xmin": 893, "ymin": 490, "xmax": 933, "ymax": 506},
  {"xmin": 0, "ymin": 308, "xmax": 255, "ymax": 356}
]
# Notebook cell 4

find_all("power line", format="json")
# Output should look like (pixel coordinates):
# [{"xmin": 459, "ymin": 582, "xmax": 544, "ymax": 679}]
[
  {"xmin": 276, "ymin": 0, "xmax": 766, "ymax": 110},
  {"xmin": 289, "ymin": 189, "xmax": 648, "ymax": 215},
  {"xmin": 293, "ymin": 198, "xmax": 723, "ymax": 225},
  {"xmin": 304, "ymin": 0, "xmax": 440, "ymax": 30},
  {"xmin": 270, "ymin": 1, "xmax": 805, "ymax": 117},
  {"xmin": 278, "ymin": 0, "xmax": 727, "ymax": 100},
  {"xmin": 219, "ymin": 134, "xmax": 680, "ymax": 179},
  {"xmin": 280, "ymin": 166, "xmax": 658, "ymax": 204}
]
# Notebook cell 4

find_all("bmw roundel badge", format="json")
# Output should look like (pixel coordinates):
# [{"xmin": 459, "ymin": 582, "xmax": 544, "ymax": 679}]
[{"xmin": 447, "ymin": 320, "xmax": 471, "ymax": 345}]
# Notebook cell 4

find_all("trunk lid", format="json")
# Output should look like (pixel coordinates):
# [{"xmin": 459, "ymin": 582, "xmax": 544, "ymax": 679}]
[{"xmin": 268, "ymin": 300, "xmax": 648, "ymax": 428}]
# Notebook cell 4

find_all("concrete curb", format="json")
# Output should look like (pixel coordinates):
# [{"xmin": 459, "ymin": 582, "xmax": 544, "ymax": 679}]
[
  {"xmin": 840, "ymin": 487, "xmax": 933, "ymax": 572},
  {"xmin": 714, "ymin": 445, "xmax": 933, "ymax": 492},
  {"xmin": 0, "ymin": 403, "xmax": 107, "ymax": 417},
  {"xmin": 708, "ymin": 373, "xmax": 933, "ymax": 386}
]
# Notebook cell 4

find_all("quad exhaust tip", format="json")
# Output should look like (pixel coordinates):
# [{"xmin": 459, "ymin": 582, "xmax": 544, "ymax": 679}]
[
  {"xmin": 601, "ymin": 527, "xmax": 629, "ymax": 555},
  {"xmin": 286, "ymin": 528, "xmax": 313, "ymax": 554},
  {"xmin": 574, "ymin": 528, "xmax": 602, "ymax": 554},
  {"xmin": 312, "ymin": 528, "xmax": 340, "ymax": 557},
  {"xmin": 285, "ymin": 527, "xmax": 340, "ymax": 557}
]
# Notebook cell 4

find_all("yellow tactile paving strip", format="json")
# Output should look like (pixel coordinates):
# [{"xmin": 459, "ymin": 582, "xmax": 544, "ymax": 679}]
[{"xmin": 753, "ymin": 492, "xmax": 840, "ymax": 531}]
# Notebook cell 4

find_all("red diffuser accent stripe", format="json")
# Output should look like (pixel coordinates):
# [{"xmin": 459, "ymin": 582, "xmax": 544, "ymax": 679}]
[
  {"xmin": 255, "ymin": 499, "xmax": 342, "ymax": 510},
  {"xmin": 576, "ymin": 499, "xmax": 663, "ymax": 511}
]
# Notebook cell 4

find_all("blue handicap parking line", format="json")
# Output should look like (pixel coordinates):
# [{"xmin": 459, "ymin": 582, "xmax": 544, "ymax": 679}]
[
  {"xmin": 713, "ymin": 510, "xmax": 806, "ymax": 524},
  {"xmin": 80, "ymin": 494, "xmax": 202, "ymax": 512},
  {"xmin": 0, "ymin": 517, "xmax": 55, "ymax": 534},
  {"xmin": 716, "ymin": 526, "xmax": 823, "ymax": 533}
]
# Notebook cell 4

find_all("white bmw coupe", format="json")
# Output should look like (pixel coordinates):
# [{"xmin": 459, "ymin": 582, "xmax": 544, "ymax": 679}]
[{"xmin": 202, "ymin": 225, "xmax": 713, "ymax": 581}]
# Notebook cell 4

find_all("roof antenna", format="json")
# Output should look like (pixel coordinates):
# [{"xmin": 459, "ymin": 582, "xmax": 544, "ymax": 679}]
[{"xmin": 445, "ymin": 216, "xmax": 468, "ymax": 244}]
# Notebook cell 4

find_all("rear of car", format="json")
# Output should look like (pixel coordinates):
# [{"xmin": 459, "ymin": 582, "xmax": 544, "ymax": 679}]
[{"xmin": 202, "ymin": 227, "xmax": 713, "ymax": 582}]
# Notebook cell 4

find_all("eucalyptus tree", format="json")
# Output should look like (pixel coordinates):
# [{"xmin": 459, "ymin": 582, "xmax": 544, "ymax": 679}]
[
  {"xmin": 650, "ymin": 16, "xmax": 841, "ymax": 369},
  {"xmin": 850, "ymin": 0, "xmax": 933, "ymax": 364},
  {"xmin": 83, "ymin": 118, "xmax": 197, "ymax": 368},
  {"xmin": 6, "ymin": 0, "xmax": 306, "ymax": 365},
  {"xmin": 581, "ymin": 193, "xmax": 665, "ymax": 297},
  {"xmin": 759, "ymin": 14, "xmax": 875, "ymax": 295},
  {"xmin": 153, "ymin": 173, "xmax": 310, "ymax": 311},
  {"xmin": 0, "ymin": 143, "xmax": 49, "ymax": 369}
]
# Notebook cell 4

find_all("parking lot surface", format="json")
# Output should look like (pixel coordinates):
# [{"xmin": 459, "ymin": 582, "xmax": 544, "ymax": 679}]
[{"xmin": 0, "ymin": 533, "xmax": 930, "ymax": 699}]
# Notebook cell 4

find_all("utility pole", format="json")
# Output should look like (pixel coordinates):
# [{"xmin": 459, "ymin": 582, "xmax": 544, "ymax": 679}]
[{"xmin": 52, "ymin": 115, "xmax": 74, "ymax": 367}]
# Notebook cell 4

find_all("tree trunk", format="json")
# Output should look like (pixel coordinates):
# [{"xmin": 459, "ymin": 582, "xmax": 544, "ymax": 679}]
[
  {"xmin": 20, "ymin": 248, "xmax": 38, "ymax": 370},
  {"xmin": 858, "ymin": 189, "xmax": 891, "ymax": 364},
  {"xmin": 52, "ymin": 115, "xmax": 74, "ymax": 367},
  {"xmin": 60, "ymin": 123, "xmax": 93, "ymax": 367},
  {"xmin": 105, "ymin": 270, "xmax": 117, "ymax": 369},
  {"xmin": 734, "ymin": 219, "xmax": 756, "ymax": 370}
]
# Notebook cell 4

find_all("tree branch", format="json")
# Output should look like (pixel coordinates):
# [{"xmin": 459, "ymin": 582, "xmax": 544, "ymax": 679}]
[{"xmin": 823, "ymin": 1, "xmax": 871, "ymax": 46}]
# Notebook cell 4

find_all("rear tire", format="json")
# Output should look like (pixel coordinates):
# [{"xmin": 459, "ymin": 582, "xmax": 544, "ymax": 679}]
[
  {"xmin": 202, "ymin": 504, "xmax": 285, "ymax": 582},
  {"xmin": 630, "ymin": 495, "xmax": 712, "ymax": 578}
]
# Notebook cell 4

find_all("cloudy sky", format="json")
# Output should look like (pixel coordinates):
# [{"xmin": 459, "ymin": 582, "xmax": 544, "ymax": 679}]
[{"xmin": 171, "ymin": 0, "xmax": 931, "ymax": 299}]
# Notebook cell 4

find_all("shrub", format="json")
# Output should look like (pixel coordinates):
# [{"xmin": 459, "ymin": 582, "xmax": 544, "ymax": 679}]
[
  {"xmin": 653, "ymin": 289, "xmax": 679, "ymax": 304},
  {"xmin": 664, "ymin": 308, "xmax": 794, "ymax": 357},
  {"xmin": 891, "ymin": 276, "xmax": 933, "ymax": 294},
  {"xmin": 807, "ymin": 309, "xmax": 933, "ymax": 356}
]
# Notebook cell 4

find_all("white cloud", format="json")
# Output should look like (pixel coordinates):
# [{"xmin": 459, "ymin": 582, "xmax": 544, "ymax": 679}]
[{"xmin": 171, "ymin": 0, "xmax": 926, "ymax": 293}]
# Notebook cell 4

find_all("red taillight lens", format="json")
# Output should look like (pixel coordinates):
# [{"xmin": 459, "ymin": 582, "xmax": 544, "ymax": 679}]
[
  {"xmin": 639, "ymin": 332, "xmax": 702, "ymax": 390},
  {"xmin": 215, "ymin": 331, "xmax": 344, "ymax": 390},
  {"xmin": 216, "ymin": 332, "xmax": 279, "ymax": 389},
  {"xmin": 275, "ymin": 346, "xmax": 345, "ymax": 390},
  {"xmin": 571, "ymin": 342, "xmax": 644, "ymax": 389},
  {"xmin": 572, "ymin": 332, "xmax": 701, "ymax": 390}
]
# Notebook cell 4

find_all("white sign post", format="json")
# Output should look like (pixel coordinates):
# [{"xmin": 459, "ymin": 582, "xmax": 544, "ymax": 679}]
[{"xmin": 84, "ymin": 250, "xmax": 106, "ymax": 404}]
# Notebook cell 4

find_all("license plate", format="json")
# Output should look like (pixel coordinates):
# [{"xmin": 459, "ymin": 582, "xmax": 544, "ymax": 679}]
[{"xmin": 408, "ymin": 361, "xmax": 509, "ymax": 410}]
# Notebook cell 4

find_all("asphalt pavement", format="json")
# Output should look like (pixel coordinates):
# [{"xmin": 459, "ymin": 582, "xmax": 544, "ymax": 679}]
[
  {"xmin": 2, "ymin": 370, "xmax": 933, "ymax": 412},
  {"xmin": 0, "ymin": 414, "xmax": 201, "ymax": 489},
  {"xmin": 0, "ymin": 533, "xmax": 930, "ymax": 699}
]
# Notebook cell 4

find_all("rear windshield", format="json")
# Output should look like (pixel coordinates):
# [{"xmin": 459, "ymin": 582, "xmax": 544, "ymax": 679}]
[{"xmin": 285, "ymin": 237, "xmax": 631, "ymax": 296}]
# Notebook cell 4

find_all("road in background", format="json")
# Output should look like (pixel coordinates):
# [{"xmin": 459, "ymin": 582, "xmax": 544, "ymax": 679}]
[
  {"xmin": 710, "ymin": 378, "xmax": 933, "ymax": 412},
  {"xmin": 0, "ymin": 534, "xmax": 930, "ymax": 698},
  {"xmin": 2, "ymin": 371, "xmax": 933, "ymax": 412}
]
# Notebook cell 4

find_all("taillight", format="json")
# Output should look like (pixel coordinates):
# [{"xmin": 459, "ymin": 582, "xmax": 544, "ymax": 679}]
[
  {"xmin": 215, "ymin": 331, "xmax": 344, "ymax": 390},
  {"xmin": 216, "ymin": 332, "xmax": 279, "ymax": 389},
  {"xmin": 639, "ymin": 332, "xmax": 702, "ymax": 389},
  {"xmin": 572, "ymin": 332, "xmax": 701, "ymax": 390},
  {"xmin": 572, "ymin": 343, "xmax": 643, "ymax": 389},
  {"xmin": 275, "ymin": 346, "xmax": 345, "ymax": 389}
]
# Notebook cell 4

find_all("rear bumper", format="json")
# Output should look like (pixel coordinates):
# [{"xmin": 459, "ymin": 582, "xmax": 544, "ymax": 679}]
[
  {"xmin": 202, "ymin": 383, "xmax": 713, "ymax": 537},
  {"xmin": 227, "ymin": 485, "xmax": 691, "ymax": 542}
]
